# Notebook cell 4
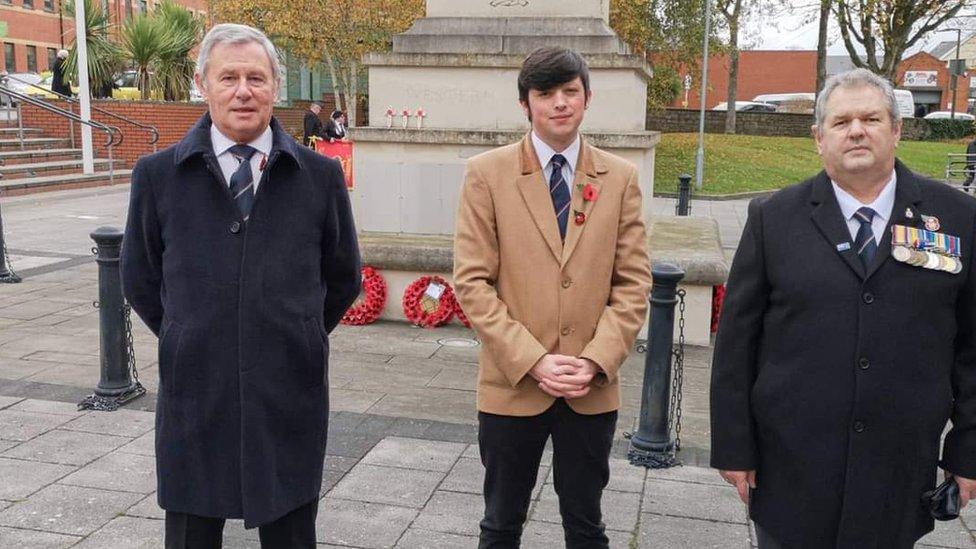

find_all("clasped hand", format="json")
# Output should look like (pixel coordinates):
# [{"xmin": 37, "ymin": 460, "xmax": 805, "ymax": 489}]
[{"xmin": 529, "ymin": 354, "xmax": 599, "ymax": 399}]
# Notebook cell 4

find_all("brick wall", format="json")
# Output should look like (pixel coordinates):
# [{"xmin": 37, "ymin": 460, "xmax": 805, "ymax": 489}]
[
  {"xmin": 20, "ymin": 100, "xmax": 307, "ymax": 165},
  {"xmin": 647, "ymin": 108, "xmax": 931, "ymax": 140}
]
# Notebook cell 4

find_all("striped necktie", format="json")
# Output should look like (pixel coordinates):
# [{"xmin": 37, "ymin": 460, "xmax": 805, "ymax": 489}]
[
  {"xmin": 228, "ymin": 144, "xmax": 257, "ymax": 220},
  {"xmin": 549, "ymin": 154, "xmax": 571, "ymax": 240},
  {"xmin": 854, "ymin": 206, "xmax": 878, "ymax": 267}
]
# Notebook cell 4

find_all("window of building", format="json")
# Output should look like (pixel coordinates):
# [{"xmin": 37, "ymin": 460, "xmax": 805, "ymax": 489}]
[
  {"xmin": 26, "ymin": 46, "xmax": 37, "ymax": 72},
  {"xmin": 47, "ymin": 48, "xmax": 57, "ymax": 72},
  {"xmin": 22, "ymin": 0, "xmax": 34, "ymax": 9},
  {"xmin": 3, "ymin": 44, "xmax": 14, "ymax": 72},
  {"xmin": 43, "ymin": 0, "xmax": 53, "ymax": 11},
  {"xmin": 0, "ymin": 0, "xmax": 11, "ymax": 6}
]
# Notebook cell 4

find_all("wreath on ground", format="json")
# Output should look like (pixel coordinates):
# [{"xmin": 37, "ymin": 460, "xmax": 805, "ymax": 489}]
[
  {"xmin": 454, "ymin": 300, "xmax": 472, "ymax": 328},
  {"xmin": 340, "ymin": 266, "xmax": 387, "ymax": 326},
  {"xmin": 402, "ymin": 275, "xmax": 457, "ymax": 328},
  {"xmin": 711, "ymin": 284, "xmax": 726, "ymax": 334}
]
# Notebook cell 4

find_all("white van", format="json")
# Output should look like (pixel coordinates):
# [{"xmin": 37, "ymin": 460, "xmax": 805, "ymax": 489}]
[
  {"xmin": 893, "ymin": 89, "xmax": 915, "ymax": 118},
  {"xmin": 753, "ymin": 90, "xmax": 916, "ymax": 118}
]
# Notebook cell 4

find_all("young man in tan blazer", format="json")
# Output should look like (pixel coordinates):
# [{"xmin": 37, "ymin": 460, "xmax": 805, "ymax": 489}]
[{"xmin": 454, "ymin": 47, "xmax": 652, "ymax": 548}]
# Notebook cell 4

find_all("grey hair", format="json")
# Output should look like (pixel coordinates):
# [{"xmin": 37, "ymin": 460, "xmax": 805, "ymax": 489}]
[
  {"xmin": 195, "ymin": 23, "xmax": 282, "ymax": 86},
  {"xmin": 57, "ymin": 49, "xmax": 69, "ymax": 59},
  {"xmin": 815, "ymin": 68, "xmax": 900, "ymax": 132}
]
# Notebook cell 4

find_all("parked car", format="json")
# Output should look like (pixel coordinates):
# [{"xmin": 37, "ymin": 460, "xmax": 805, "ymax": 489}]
[
  {"xmin": 923, "ymin": 111, "xmax": 975, "ymax": 121},
  {"xmin": 712, "ymin": 101, "xmax": 777, "ymax": 112},
  {"xmin": 752, "ymin": 93, "xmax": 815, "ymax": 107}
]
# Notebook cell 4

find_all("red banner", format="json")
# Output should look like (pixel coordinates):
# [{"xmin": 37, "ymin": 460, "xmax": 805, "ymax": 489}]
[{"xmin": 315, "ymin": 140, "xmax": 354, "ymax": 191}]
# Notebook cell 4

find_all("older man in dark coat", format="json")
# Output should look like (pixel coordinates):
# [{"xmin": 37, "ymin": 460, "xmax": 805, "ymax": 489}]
[
  {"xmin": 711, "ymin": 68, "xmax": 976, "ymax": 548},
  {"xmin": 121, "ymin": 23, "xmax": 360, "ymax": 548}
]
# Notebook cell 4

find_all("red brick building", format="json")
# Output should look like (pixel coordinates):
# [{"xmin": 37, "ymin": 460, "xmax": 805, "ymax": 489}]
[
  {"xmin": 1, "ymin": 0, "xmax": 209, "ymax": 74},
  {"xmin": 896, "ymin": 51, "xmax": 969, "ymax": 114}
]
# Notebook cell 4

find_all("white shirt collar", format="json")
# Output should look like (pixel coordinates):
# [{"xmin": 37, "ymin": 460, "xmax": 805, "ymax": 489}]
[
  {"xmin": 831, "ymin": 170, "xmax": 897, "ymax": 222},
  {"xmin": 210, "ymin": 123, "xmax": 273, "ymax": 158},
  {"xmin": 531, "ymin": 131, "xmax": 580, "ymax": 173}
]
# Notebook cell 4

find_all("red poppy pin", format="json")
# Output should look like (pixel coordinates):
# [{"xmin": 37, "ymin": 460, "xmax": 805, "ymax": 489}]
[
  {"xmin": 582, "ymin": 183, "xmax": 599, "ymax": 202},
  {"xmin": 574, "ymin": 210, "xmax": 586, "ymax": 225}
]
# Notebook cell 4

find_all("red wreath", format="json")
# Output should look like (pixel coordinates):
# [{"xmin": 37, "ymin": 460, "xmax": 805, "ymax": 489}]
[
  {"xmin": 341, "ymin": 266, "xmax": 388, "ymax": 326},
  {"xmin": 454, "ymin": 300, "xmax": 472, "ymax": 328},
  {"xmin": 402, "ymin": 275, "xmax": 456, "ymax": 328},
  {"xmin": 711, "ymin": 284, "xmax": 726, "ymax": 333}
]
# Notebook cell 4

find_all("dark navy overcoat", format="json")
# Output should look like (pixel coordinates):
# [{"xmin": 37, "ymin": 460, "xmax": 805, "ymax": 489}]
[
  {"xmin": 711, "ymin": 161, "xmax": 976, "ymax": 548},
  {"xmin": 121, "ymin": 113, "xmax": 361, "ymax": 527}
]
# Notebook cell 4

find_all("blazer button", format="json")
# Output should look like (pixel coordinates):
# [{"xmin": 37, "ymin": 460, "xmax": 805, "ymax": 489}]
[
  {"xmin": 561, "ymin": 278, "xmax": 572, "ymax": 289},
  {"xmin": 229, "ymin": 221, "xmax": 241, "ymax": 234},
  {"xmin": 560, "ymin": 326, "xmax": 571, "ymax": 336},
  {"xmin": 858, "ymin": 357, "xmax": 870, "ymax": 370},
  {"xmin": 853, "ymin": 420, "xmax": 866, "ymax": 433},
  {"xmin": 862, "ymin": 292, "xmax": 874, "ymax": 304}
]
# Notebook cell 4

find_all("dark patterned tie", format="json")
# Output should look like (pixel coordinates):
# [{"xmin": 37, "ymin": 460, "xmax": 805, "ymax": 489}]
[
  {"xmin": 854, "ymin": 206, "xmax": 878, "ymax": 267},
  {"xmin": 549, "ymin": 154, "xmax": 571, "ymax": 240},
  {"xmin": 228, "ymin": 144, "xmax": 257, "ymax": 220}
]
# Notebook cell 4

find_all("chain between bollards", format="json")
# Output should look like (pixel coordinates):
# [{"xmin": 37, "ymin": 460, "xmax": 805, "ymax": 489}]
[
  {"xmin": 628, "ymin": 262, "xmax": 686, "ymax": 469},
  {"xmin": 79, "ymin": 227, "xmax": 145, "ymax": 411}
]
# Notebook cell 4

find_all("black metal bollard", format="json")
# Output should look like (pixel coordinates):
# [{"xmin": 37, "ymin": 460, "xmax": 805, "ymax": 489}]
[
  {"xmin": 79, "ymin": 227, "xmax": 145, "ymax": 411},
  {"xmin": 628, "ymin": 262, "xmax": 685, "ymax": 468},
  {"xmin": 0, "ymin": 180, "xmax": 21, "ymax": 284},
  {"xmin": 675, "ymin": 173, "xmax": 692, "ymax": 216}
]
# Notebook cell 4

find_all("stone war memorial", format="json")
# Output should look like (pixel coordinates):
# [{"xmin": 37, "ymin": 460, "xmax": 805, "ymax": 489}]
[{"xmin": 350, "ymin": 0, "xmax": 724, "ymax": 344}]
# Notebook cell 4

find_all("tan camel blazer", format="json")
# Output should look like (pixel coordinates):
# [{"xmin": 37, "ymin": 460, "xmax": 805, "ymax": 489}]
[{"xmin": 454, "ymin": 134, "xmax": 651, "ymax": 416}]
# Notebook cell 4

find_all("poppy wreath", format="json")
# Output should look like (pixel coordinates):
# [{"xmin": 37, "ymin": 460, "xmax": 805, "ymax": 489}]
[
  {"xmin": 340, "ymin": 266, "xmax": 388, "ymax": 326},
  {"xmin": 402, "ymin": 275, "xmax": 456, "ymax": 328},
  {"xmin": 454, "ymin": 300, "xmax": 472, "ymax": 328},
  {"xmin": 711, "ymin": 284, "xmax": 726, "ymax": 333}
]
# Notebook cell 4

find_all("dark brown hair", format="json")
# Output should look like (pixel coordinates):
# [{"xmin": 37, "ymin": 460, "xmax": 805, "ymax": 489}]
[{"xmin": 517, "ymin": 46, "xmax": 590, "ymax": 106}]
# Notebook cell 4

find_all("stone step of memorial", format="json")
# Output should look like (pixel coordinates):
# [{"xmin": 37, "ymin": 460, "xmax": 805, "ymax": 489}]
[
  {"xmin": 0, "ymin": 158, "xmax": 120, "ymax": 178},
  {"xmin": 0, "ymin": 168, "xmax": 132, "ymax": 196},
  {"xmin": 0, "ymin": 148, "xmax": 83, "ymax": 165},
  {"xmin": 0, "ymin": 137, "xmax": 70, "ymax": 151}
]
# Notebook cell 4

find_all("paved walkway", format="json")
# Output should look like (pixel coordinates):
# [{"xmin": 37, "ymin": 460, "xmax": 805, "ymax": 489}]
[{"xmin": 0, "ymin": 187, "xmax": 972, "ymax": 547}]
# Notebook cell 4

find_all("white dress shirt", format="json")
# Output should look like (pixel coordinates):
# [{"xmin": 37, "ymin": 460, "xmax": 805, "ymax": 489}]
[
  {"xmin": 210, "ymin": 124, "xmax": 273, "ymax": 194},
  {"xmin": 831, "ymin": 170, "xmax": 897, "ymax": 244},
  {"xmin": 531, "ymin": 131, "xmax": 580, "ymax": 192}
]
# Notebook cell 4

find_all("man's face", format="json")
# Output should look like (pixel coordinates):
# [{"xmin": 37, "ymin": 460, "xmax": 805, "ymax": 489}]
[
  {"xmin": 520, "ymin": 76, "xmax": 590, "ymax": 150},
  {"xmin": 194, "ymin": 41, "xmax": 277, "ymax": 144},
  {"xmin": 339, "ymin": 114, "xmax": 347, "ymax": 125},
  {"xmin": 310, "ymin": 104, "xmax": 321, "ymax": 115},
  {"xmin": 814, "ymin": 85, "xmax": 901, "ymax": 183}
]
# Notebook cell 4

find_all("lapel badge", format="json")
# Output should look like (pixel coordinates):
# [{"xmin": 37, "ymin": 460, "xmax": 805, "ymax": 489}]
[
  {"xmin": 836, "ymin": 242, "xmax": 851, "ymax": 252},
  {"xmin": 904, "ymin": 207, "xmax": 914, "ymax": 219},
  {"xmin": 921, "ymin": 214, "xmax": 940, "ymax": 232},
  {"xmin": 574, "ymin": 210, "xmax": 586, "ymax": 226}
]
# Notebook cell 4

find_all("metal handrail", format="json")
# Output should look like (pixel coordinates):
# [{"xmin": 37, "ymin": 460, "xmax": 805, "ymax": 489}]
[{"xmin": 2, "ymin": 73, "xmax": 158, "ymax": 151}]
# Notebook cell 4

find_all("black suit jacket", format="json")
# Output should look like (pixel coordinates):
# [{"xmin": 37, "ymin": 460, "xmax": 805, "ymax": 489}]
[
  {"xmin": 302, "ymin": 111, "xmax": 325, "ymax": 144},
  {"xmin": 711, "ymin": 160, "xmax": 976, "ymax": 548},
  {"xmin": 121, "ymin": 114, "xmax": 361, "ymax": 527}
]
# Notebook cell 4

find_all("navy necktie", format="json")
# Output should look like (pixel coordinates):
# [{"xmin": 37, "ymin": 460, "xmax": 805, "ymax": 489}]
[
  {"xmin": 854, "ymin": 206, "xmax": 877, "ymax": 267},
  {"xmin": 228, "ymin": 144, "xmax": 257, "ymax": 220},
  {"xmin": 549, "ymin": 154, "xmax": 571, "ymax": 240}
]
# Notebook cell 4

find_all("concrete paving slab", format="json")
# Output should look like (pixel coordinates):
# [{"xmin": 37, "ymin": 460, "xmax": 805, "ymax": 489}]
[
  {"xmin": 321, "ymin": 468, "xmax": 346, "ymax": 494},
  {"xmin": 22, "ymin": 351, "xmax": 100, "ymax": 367},
  {"xmin": 0, "ymin": 440, "xmax": 15, "ymax": 453},
  {"xmin": 394, "ymin": 528, "xmax": 478, "ymax": 548},
  {"xmin": 60, "ymin": 409, "xmax": 155, "ymax": 438},
  {"xmin": 117, "ymin": 431, "xmax": 154, "ymax": 457},
  {"xmin": 330, "ymin": 388, "xmax": 385, "ymax": 414},
  {"xmin": 462, "ymin": 443, "xmax": 479, "ymax": 460},
  {"xmin": 0, "ymin": 484, "xmax": 142, "ymax": 536},
  {"xmin": 72, "ymin": 515, "xmax": 165, "ymax": 548},
  {"xmin": 440, "ymin": 457, "xmax": 483, "ymax": 494},
  {"xmin": 411, "ymin": 490, "xmax": 483, "ymax": 536},
  {"xmin": 0, "ymin": 357, "xmax": 57, "ymax": 380},
  {"xmin": 521, "ymin": 519, "xmax": 633, "ymax": 548},
  {"xmin": 325, "ymin": 432, "xmax": 382, "ymax": 459},
  {"xmin": 607, "ymin": 457, "xmax": 648, "ymax": 493},
  {"xmin": 1, "ymin": 429, "xmax": 130, "ymax": 466},
  {"xmin": 324, "ymin": 455, "xmax": 359, "ymax": 473},
  {"xmin": 22, "ymin": 362, "xmax": 103, "ymax": 389},
  {"xmin": 0, "ymin": 409, "xmax": 73, "ymax": 441},
  {"xmin": 366, "ymin": 387, "xmax": 477, "ymax": 425},
  {"xmin": 645, "ymin": 464, "xmax": 727, "ymax": 487},
  {"xmin": 643, "ymin": 478, "xmax": 748, "ymax": 525},
  {"xmin": 532, "ymin": 484, "xmax": 640, "ymax": 533},
  {"xmin": 639, "ymin": 514, "xmax": 752, "ymax": 548},
  {"xmin": 427, "ymin": 366, "xmax": 479, "ymax": 391},
  {"xmin": 0, "ymin": 396, "xmax": 24, "ymax": 409},
  {"xmin": 917, "ymin": 519, "xmax": 976, "ymax": 548},
  {"xmin": 336, "ymin": 360, "xmax": 442, "ymax": 393},
  {"xmin": 125, "ymin": 493, "xmax": 164, "ymax": 520},
  {"xmin": 8, "ymin": 398, "xmax": 87, "ymax": 416},
  {"xmin": 0, "ymin": 299, "xmax": 81, "ymax": 321},
  {"xmin": 0, "ymin": 526, "xmax": 80, "ymax": 548},
  {"xmin": 59, "ymin": 451, "xmax": 156, "ymax": 494},
  {"xmin": 328, "ymin": 464, "xmax": 444, "ymax": 508},
  {"xmin": 317, "ymin": 497, "xmax": 417, "ymax": 548},
  {"xmin": 361, "ymin": 436, "xmax": 465, "ymax": 472}
]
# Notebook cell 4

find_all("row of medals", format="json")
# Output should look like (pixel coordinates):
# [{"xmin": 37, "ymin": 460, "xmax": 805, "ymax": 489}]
[{"xmin": 892, "ymin": 245, "xmax": 962, "ymax": 274}]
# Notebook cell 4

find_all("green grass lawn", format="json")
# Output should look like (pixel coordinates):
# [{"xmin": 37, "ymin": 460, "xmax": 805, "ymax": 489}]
[{"xmin": 655, "ymin": 133, "xmax": 969, "ymax": 196}]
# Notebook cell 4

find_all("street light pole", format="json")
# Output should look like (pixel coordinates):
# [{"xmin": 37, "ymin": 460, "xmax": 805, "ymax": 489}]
[
  {"xmin": 694, "ymin": 0, "xmax": 712, "ymax": 191},
  {"xmin": 951, "ymin": 28, "xmax": 962, "ymax": 120}
]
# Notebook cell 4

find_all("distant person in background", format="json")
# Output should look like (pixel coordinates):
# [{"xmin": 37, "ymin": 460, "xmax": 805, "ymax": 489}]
[
  {"xmin": 51, "ymin": 49, "xmax": 72, "ymax": 97},
  {"xmin": 325, "ymin": 109, "xmax": 347, "ymax": 141},
  {"xmin": 302, "ymin": 101, "xmax": 326, "ymax": 146},
  {"xmin": 964, "ymin": 136, "xmax": 976, "ymax": 190}
]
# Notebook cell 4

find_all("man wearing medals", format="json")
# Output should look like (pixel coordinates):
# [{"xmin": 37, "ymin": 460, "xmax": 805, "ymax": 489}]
[{"xmin": 710, "ymin": 68, "xmax": 976, "ymax": 548}]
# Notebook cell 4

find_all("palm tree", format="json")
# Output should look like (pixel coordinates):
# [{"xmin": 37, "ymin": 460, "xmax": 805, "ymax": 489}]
[
  {"xmin": 62, "ymin": 0, "xmax": 122, "ymax": 98},
  {"xmin": 153, "ymin": 0, "xmax": 203, "ymax": 101},
  {"xmin": 119, "ymin": 14, "xmax": 160, "ymax": 100}
]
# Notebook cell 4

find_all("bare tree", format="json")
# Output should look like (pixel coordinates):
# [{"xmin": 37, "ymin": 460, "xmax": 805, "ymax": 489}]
[{"xmin": 816, "ymin": 0, "xmax": 831, "ymax": 95}]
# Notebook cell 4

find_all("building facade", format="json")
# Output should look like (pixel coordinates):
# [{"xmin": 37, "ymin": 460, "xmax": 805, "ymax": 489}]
[{"xmin": 1, "ymin": 0, "xmax": 209, "ymax": 74}]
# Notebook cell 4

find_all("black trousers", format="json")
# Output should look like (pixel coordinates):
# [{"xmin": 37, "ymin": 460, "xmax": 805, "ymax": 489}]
[
  {"xmin": 478, "ymin": 398, "xmax": 617, "ymax": 549},
  {"xmin": 755, "ymin": 522, "xmax": 785, "ymax": 549},
  {"xmin": 164, "ymin": 498, "xmax": 318, "ymax": 549}
]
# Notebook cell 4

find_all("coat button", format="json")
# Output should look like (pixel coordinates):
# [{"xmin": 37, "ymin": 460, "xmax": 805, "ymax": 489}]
[
  {"xmin": 862, "ymin": 292, "xmax": 874, "ymax": 304},
  {"xmin": 853, "ymin": 420, "xmax": 866, "ymax": 433},
  {"xmin": 560, "ymin": 327, "xmax": 571, "ymax": 336},
  {"xmin": 229, "ymin": 221, "xmax": 241, "ymax": 234},
  {"xmin": 561, "ymin": 278, "xmax": 572, "ymax": 289},
  {"xmin": 858, "ymin": 357, "xmax": 870, "ymax": 370}
]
